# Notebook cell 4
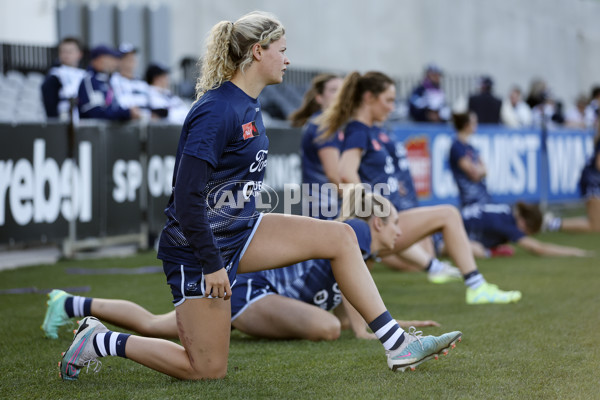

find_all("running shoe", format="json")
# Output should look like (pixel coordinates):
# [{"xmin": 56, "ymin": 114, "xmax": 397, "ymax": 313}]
[
  {"xmin": 489, "ymin": 244, "xmax": 515, "ymax": 257},
  {"xmin": 466, "ymin": 282, "xmax": 522, "ymax": 304},
  {"xmin": 59, "ymin": 317, "xmax": 107, "ymax": 381},
  {"xmin": 42, "ymin": 289, "xmax": 72, "ymax": 339},
  {"xmin": 427, "ymin": 263, "xmax": 462, "ymax": 284},
  {"xmin": 387, "ymin": 327, "xmax": 462, "ymax": 372}
]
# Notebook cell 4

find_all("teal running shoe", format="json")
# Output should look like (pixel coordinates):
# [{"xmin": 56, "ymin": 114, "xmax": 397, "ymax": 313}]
[
  {"xmin": 59, "ymin": 317, "xmax": 107, "ymax": 381},
  {"xmin": 42, "ymin": 289, "xmax": 72, "ymax": 339},
  {"xmin": 466, "ymin": 282, "xmax": 522, "ymax": 304},
  {"xmin": 387, "ymin": 327, "xmax": 462, "ymax": 372}
]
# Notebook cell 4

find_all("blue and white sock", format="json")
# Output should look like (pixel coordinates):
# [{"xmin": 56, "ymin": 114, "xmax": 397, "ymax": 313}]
[
  {"xmin": 368, "ymin": 311, "xmax": 405, "ymax": 351},
  {"xmin": 463, "ymin": 270, "xmax": 486, "ymax": 290},
  {"xmin": 92, "ymin": 331, "xmax": 130, "ymax": 358},
  {"xmin": 64, "ymin": 296, "xmax": 92, "ymax": 318}
]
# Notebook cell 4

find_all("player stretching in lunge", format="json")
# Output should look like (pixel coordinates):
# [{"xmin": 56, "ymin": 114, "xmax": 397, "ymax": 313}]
[
  {"xmin": 43, "ymin": 191, "xmax": 441, "ymax": 343},
  {"xmin": 57, "ymin": 12, "xmax": 461, "ymax": 381}
]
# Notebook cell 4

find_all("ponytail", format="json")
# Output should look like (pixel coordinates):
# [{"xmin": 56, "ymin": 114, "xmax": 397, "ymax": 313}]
[
  {"xmin": 318, "ymin": 72, "xmax": 362, "ymax": 140},
  {"xmin": 195, "ymin": 21, "xmax": 236, "ymax": 100},
  {"xmin": 317, "ymin": 71, "xmax": 395, "ymax": 141}
]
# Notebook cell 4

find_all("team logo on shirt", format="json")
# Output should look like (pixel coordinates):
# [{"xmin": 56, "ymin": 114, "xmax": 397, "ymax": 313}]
[
  {"xmin": 371, "ymin": 139, "xmax": 382, "ymax": 151},
  {"xmin": 242, "ymin": 121, "xmax": 259, "ymax": 140},
  {"xmin": 337, "ymin": 131, "xmax": 345, "ymax": 142}
]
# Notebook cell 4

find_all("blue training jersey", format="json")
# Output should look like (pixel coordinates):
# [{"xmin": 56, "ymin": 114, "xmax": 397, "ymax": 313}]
[
  {"xmin": 158, "ymin": 81, "xmax": 269, "ymax": 269},
  {"xmin": 301, "ymin": 111, "xmax": 344, "ymax": 219},
  {"xmin": 449, "ymin": 138, "xmax": 493, "ymax": 207},
  {"xmin": 378, "ymin": 131, "xmax": 419, "ymax": 211},
  {"xmin": 235, "ymin": 218, "xmax": 372, "ymax": 311},
  {"xmin": 579, "ymin": 139, "xmax": 600, "ymax": 198},
  {"xmin": 461, "ymin": 203, "xmax": 525, "ymax": 248},
  {"xmin": 341, "ymin": 121, "xmax": 404, "ymax": 211}
]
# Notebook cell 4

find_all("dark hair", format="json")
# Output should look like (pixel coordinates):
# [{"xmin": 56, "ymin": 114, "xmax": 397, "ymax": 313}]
[
  {"xmin": 59, "ymin": 36, "xmax": 82, "ymax": 51},
  {"xmin": 452, "ymin": 112, "xmax": 471, "ymax": 132},
  {"xmin": 590, "ymin": 85, "xmax": 600, "ymax": 100},
  {"xmin": 318, "ymin": 71, "xmax": 395, "ymax": 139},
  {"xmin": 515, "ymin": 202, "xmax": 543, "ymax": 234},
  {"xmin": 289, "ymin": 74, "xmax": 340, "ymax": 127}
]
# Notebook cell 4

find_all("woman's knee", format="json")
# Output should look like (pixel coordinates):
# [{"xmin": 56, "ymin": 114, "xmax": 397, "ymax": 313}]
[
  {"xmin": 309, "ymin": 317, "xmax": 341, "ymax": 341},
  {"xmin": 336, "ymin": 222, "xmax": 359, "ymax": 246},
  {"xmin": 186, "ymin": 359, "xmax": 228, "ymax": 380},
  {"xmin": 441, "ymin": 204, "xmax": 461, "ymax": 218}
]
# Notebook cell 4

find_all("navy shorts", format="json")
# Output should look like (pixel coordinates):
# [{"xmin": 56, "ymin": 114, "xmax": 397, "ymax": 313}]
[
  {"xmin": 163, "ymin": 214, "xmax": 264, "ymax": 306},
  {"xmin": 579, "ymin": 166, "xmax": 600, "ymax": 199},
  {"xmin": 230, "ymin": 273, "xmax": 278, "ymax": 321},
  {"xmin": 431, "ymin": 232, "xmax": 445, "ymax": 256}
]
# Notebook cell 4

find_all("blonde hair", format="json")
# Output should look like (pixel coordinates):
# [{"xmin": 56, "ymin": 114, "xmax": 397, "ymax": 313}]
[
  {"xmin": 337, "ymin": 185, "xmax": 392, "ymax": 223},
  {"xmin": 195, "ymin": 11, "xmax": 285, "ymax": 100},
  {"xmin": 318, "ymin": 71, "xmax": 394, "ymax": 140},
  {"xmin": 289, "ymin": 73, "xmax": 340, "ymax": 127}
]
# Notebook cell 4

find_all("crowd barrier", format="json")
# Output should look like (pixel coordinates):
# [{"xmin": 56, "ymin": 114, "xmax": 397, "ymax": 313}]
[{"xmin": 0, "ymin": 121, "xmax": 594, "ymax": 251}]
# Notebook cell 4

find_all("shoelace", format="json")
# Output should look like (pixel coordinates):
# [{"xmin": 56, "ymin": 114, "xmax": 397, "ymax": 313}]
[
  {"xmin": 83, "ymin": 358, "xmax": 103, "ymax": 374},
  {"xmin": 407, "ymin": 326, "xmax": 424, "ymax": 350}
]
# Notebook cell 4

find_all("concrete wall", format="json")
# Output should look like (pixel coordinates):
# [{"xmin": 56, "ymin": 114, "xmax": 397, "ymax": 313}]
[
  {"xmin": 168, "ymin": 0, "xmax": 600, "ymax": 105},
  {"xmin": 2, "ymin": 0, "xmax": 599, "ymax": 105},
  {"xmin": 0, "ymin": 0, "xmax": 56, "ymax": 46}
]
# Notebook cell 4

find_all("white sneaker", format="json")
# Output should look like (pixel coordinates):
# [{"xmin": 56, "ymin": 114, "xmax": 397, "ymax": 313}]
[{"xmin": 59, "ymin": 317, "xmax": 107, "ymax": 380}]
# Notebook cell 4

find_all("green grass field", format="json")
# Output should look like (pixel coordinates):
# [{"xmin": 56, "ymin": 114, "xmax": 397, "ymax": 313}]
[{"xmin": 1, "ymin": 231, "xmax": 599, "ymax": 399}]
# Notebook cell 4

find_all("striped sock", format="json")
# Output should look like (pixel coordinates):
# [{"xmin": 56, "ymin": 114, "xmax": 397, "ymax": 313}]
[
  {"xmin": 464, "ymin": 270, "xmax": 486, "ymax": 289},
  {"xmin": 92, "ymin": 331, "xmax": 130, "ymax": 358},
  {"xmin": 368, "ymin": 311, "xmax": 405, "ymax": 351},
  {"xmin": 64, "ymin": 296, "xmax": 92, "ymax": 318}
]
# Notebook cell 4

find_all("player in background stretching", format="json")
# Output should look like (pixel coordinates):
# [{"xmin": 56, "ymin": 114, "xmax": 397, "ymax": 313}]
[
  {"xmin": 322, "ymin": 71, "xmax": 521, "ymax": 304},
  {"xmin": 449, "ymin": 111, "xmax": 519, "ymax": 257},
  {"xmin": 448, "ymin": 112, "xmax": 493, "ymax": 208},
  {"xmin": 459, "ymin": 202, "xmax": 593, "ymax": 258},
  {"xmin": 290, "ymin": 73, "xmax": 344, "ymax": 219},
  {"xmin": 57, "ymin": 12, "xmax": 461, "ymax": 381},
  {"xmin": 43, "ymin": 192, "xmax": 441, "ymax": 344},
  {"xmin": 543, "ymin": 126, "xmax": 600, "ymax": 233}
]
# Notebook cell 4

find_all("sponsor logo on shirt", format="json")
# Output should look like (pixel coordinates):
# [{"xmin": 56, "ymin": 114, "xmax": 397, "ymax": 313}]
[
  {"xmin": 378, "ymin": 132, "xmax": 390, "ymax": 143},
  {"xmin": 242, "ymin": 121, "xmax": 258, "ymax": 140},
  {"xmin": 249, "ymin": 149, "xmax": 268, "ymax": 173},
  {"xmin": 371, "ymin": 139, "xmax": 381, "ymax": 151}
]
